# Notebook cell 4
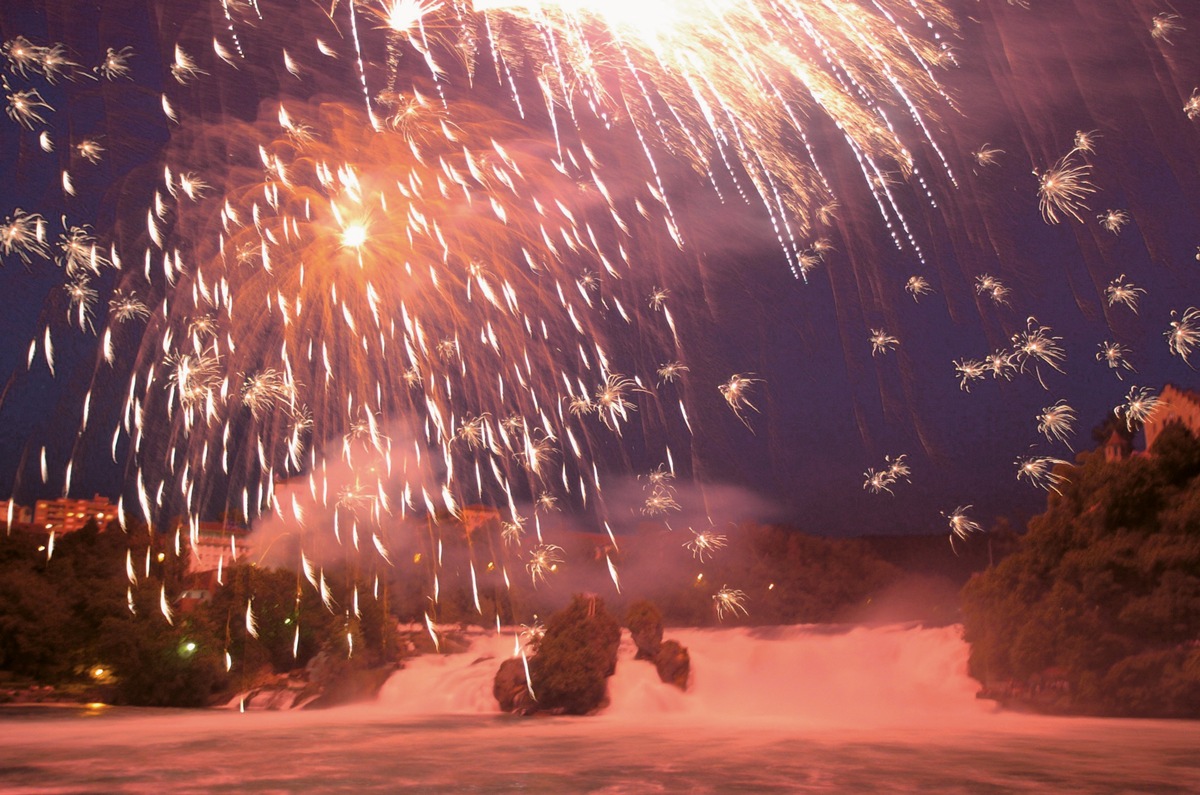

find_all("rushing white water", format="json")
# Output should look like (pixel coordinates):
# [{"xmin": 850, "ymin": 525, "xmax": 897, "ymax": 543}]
[
  {"xmin": 3, "ymin": 624, "xmax": 1198, "ymax": 793},
  {"xmin": 380, "ymin": 623, "xmax": 992, "ymax": 727}
]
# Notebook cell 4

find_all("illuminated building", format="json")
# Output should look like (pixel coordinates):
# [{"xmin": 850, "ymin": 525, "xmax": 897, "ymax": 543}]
[
  {"xmin": 1144, "ymin": 384, "xmax": 1200, "ymax": 451},
  {"xmin": 32, "ymin": 494, "xmax": 116, "ymax": 533},
  {"xmin": 0, "ymin": 500, "xmax": 32, "ymax": 527},
  {"xmin": 183, "ymin": 521, "xmax": 252, "ymax": 575}
]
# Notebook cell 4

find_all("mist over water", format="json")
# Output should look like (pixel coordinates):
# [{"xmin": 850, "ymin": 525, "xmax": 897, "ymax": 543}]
[
  {"xmin": 3, "ymin": 625, "xmax": 1198, "ymax": 793},
  {"xmin": 381, "ymin": 624, "xmax": 989, "ymax": 727}
]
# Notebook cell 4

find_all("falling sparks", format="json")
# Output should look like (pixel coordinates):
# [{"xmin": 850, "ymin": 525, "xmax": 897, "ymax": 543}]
[
  {"xmin": 2, "ymin": 0, "xmax": 1199, "ymax": 650},
  {"xmin": 159, "ymin": 584, "xmax": 174, "ymax": 625}
]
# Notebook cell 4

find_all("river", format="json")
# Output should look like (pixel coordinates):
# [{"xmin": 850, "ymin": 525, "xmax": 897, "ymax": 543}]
[{"xmin": 2, "ymin": 624, "xmax": 1197, "ymax": 793}]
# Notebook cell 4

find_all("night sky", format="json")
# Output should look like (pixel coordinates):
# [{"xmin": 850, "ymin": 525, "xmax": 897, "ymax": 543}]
[{"xmin": 1, "ymin": 0, "xmax": 1197, "ymax": 537}]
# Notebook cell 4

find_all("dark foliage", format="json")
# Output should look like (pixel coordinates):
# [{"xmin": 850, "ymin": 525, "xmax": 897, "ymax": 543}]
[
  {"xmin": 961, "ymin": 423, "xmax": 1200, "ymax": 718},
  {"xmin": 625, "ymin": 599, "xmax": 663, "ymax": 659},
  {"xmin": 97, "ymin": 612, "xmax": 227, "ymax": 707},
  {"xmin": 528, "ymin": 594, "xmax": 620, "ymax": 714}
]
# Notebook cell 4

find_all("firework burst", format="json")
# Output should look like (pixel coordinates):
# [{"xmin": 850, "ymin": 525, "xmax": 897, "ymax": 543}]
[
  {"xmin": 1015, "ymin": 455, "xmax": 1071, "ymax": 494},
  {"xmin": 1037, "ymin": 153, "xmax": 1096, "ymax": 224}
]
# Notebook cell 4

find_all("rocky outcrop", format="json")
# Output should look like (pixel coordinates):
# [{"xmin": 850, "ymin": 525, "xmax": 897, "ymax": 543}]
[
  {"xmin": 492, "ymin": 657, "xmax": 534, "ymax": 714},
  {"xmin": 625, "ymin": 599, "xmax": 689, "ymax": 690},
  {"xmin": 626, "ymin": 600, "xmax": 664, "ymax": 661},
  {"xmin": 654, "ymin": 639, "xmax": 690, "ymax": 690},
  {"xmin": 495, "ymin": 595, "xmax": 621, "ymax": 715}
]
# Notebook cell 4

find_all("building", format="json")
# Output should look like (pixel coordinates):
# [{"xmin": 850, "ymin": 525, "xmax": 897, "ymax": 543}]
[
  {"xmin": 32, "ymin": 494, "xmax": 117, "ymax": 533},
  {"xmin": 1144, "ymin": 384, "xmax": 1200, "ymax": 451},
  {"xmin": 183, "ymin": 521, "xmax": 252, "ymax": 574},
  {"xmin": 1102, "ymin": 430, "xmax": 1133, "ymax": 463},
  {"xmin": 0, "ymin": 499, "xmax": 32, "ymax": 527}
]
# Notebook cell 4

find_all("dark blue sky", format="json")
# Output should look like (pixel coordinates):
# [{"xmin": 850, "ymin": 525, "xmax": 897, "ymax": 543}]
[{"xmin": 1, "ymin": 0, "xmax": 1197, "ymax": 536}]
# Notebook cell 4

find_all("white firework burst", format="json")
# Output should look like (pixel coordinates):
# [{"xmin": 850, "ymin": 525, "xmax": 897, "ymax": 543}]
[
  {"xmin": 905, "ymin": 275, "xmax": 933, "ymax": 301},
  {"xmin": 96, "ymin": 46, "xmax": 135, "ymax": 80},
  {"xmin": 973, "ymin": 144, "xmax": 1004, "ymax": 167},
  {"xmin": 1011, "ymin": 317, "xmax": 1066, "ymax": 388},
  {"xmin": 945, "ymin": 505, "xmax": 983, "ymax": 550},
  {"xmin": 1097, "ymin": 209, "xmax": 1129, "ymax": 234},
  {"xmin": 975, "ymin": 274, "xmax": 1011, "ymax": 306},
  {"xmin": 684, "ymin": 528, "xmax": 728, "ymax": 562},
  {"xmin": 0, "ymin": 209, "xmax": 49, "ymax": 263},
  {"xmin": 1016, "ymin": 455, "xmax": 1072, "ymax": 494},
  {"xmin": 1036, "ymin": 400, "xmax": 1077, "ymax": 448},
  {"xmin": 527, "ymin": 544, "xmax": 563, "ymax": 586},
  {"xmin": 1105, "ymin": 275, "xmax": 1146, "ymax": 313},
  {"xmin": 1037, "ymin": 153, "xmax": 1096, "ymax": 224},
  {"xmin": 1096, "ymin": 340, "xmax": 1135, "ymax": 379},
  {"xmin": 719, "ymin": 374, "xmax": 762, "ymax": 426},
  {"xmin": 870, "ymin": 329, "xmax": 899, "ymax": 357},
  {"xmin": 713, "ymin": 586, "xmax": 749, "ymax": 621},
  {"xmin": 1165, "ymin": 307, "xmax": 1199, "ymax": 367},
  {"xmin": 1115, "ymin": 386, "xmax": 1160, "ymax": 431},
  {"xmin": 954, "ymin": 358, "xmax": 987, "ymax": 392}
]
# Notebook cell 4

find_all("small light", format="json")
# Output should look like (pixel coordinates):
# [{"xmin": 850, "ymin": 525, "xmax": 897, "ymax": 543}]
[
  {"xmin": 157, "ymin": 552, "xmax": 166, "ymax": 562},
  {"xmin": 413, "ymin": 553, "xmax": 422, "ymax": 564},
  {"xmin": 696, "ymin": 573, "xmax": 703, "ymax": 582},
  {"xmin": 768, "ymin": 583, "xmax": 775, "ymax": 590}
]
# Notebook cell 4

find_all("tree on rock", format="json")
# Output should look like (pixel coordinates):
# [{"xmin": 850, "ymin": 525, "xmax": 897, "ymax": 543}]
[
  {"xmin": 654, "ymin": 639, "xmax": 690, "ymax": 690},
  {"xmin": 625, "ymin": 599, "xmax": 663, "ymax": 660}
]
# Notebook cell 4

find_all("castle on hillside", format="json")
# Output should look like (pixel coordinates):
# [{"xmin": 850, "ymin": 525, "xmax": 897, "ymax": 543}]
[{"xmin": 1143, "ymin": 384, "xmax": 1200, "ymax": 451}]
